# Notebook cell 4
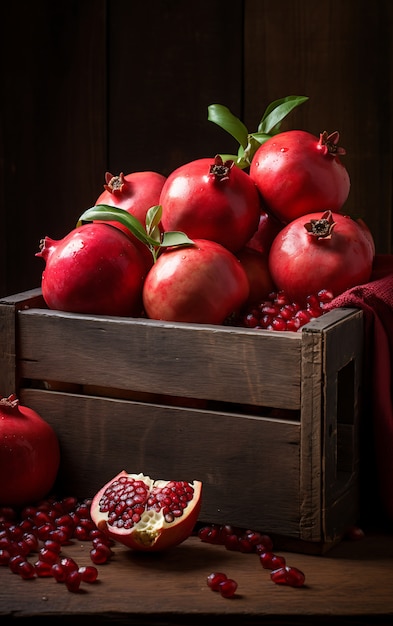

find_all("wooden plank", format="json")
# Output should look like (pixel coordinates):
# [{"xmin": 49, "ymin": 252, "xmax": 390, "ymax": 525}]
[
  {"xmin": 17, "ymin": 309, "xmax": 303, "ymax": 408},
  {"xmin": 20, "ymin": 388, "xmax": 302, "ymax": 537},
  {"xmin": 0, "ymin": 533, "xmax": 393, "ymax": 623}
]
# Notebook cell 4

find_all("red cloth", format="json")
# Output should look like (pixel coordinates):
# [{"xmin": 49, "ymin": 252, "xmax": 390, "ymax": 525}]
[{"xmin": 325, "ymin": 255, "xmax": 393, "ymax": 522}]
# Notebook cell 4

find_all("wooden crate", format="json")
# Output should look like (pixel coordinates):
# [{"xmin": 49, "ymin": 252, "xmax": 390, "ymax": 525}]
[{"xmin": 0, "ymin": 289, "xmax": 364, "ymax": 553}]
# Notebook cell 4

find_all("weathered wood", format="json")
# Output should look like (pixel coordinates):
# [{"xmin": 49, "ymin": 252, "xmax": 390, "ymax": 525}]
[
  {"xmin": 17, "ymin": 308, "xmax": 302, "ymax": 408},
  {"xmin": 0, "ymin": 534, "xmax": 393, "ymax": 624},
  {"xmin": 20, "ymin": 388, "xmax": 302, "ymax": 536}
]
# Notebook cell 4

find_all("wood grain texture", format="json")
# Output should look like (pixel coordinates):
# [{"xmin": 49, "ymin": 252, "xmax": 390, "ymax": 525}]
[
  {"xmin": 244, "ymin": 0, "xmax": 393, "ymax": 255},
  {"xmin": 0, "ymin": 534, "xmax": 392, "ymax": 624}
]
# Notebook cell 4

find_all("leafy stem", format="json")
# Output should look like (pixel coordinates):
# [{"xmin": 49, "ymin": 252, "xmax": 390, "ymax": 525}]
[
  {"xmin": 77, "ymin": 205, "xmax": 194, "ymax": 263},
  {"xmin": 208, "ymin": 95, "xmax": 309, "ymax": 169}
]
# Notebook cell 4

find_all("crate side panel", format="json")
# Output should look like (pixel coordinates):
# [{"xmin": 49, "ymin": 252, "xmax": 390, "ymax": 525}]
[
  {"xmin": 0, "ymin": 290, "xmax": 44, "ymax": 395},
  {"xmin": 322, "ymin": 309, "xmax": 363, "ymax": 539},
  {"xmin": 17, "ymin": 309, "xmax": 302, "ymax": 409},
  {"xmin": 299, "ymin": 325, "xmax": 324, "ymax": 542},
  {"xmin": 20, "ymin": 388, "xmax": 302, "ymax": 537}
]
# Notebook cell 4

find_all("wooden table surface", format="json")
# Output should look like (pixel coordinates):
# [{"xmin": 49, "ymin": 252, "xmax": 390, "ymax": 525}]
[{"xmin": 1, "ymin": 530, "xmax": 392, "ymax": 625}]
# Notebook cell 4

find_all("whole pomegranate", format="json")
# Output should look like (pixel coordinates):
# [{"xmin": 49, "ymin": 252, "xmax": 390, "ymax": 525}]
[
  {"xmin": 90, "ymin": 470, "xmax": 202, "ymax": 552},
  {"xmin": 96, "ymin": 170, "xmax": 166, "ymax": 226},
  {"xmin": 236, "ymin": 247, "xmax": 276, "ymax": 306},
  {"xmin": 159, "ymin": 155, "xmax": 261, "ymax": 252},
  {"xmin": 249, "ymin": 130, "xmax": 350, "ymax": 223},
  {"xmin": 0, "ymin": 395, "xmax": 60, "ymax": 507},
  {"xmin": 245, "ymin": 208, "xmax": 283, "ymax": 254},
  {"xmin": 36, "ymin": 222, "xmax": 147, "ymax": 316},
  {"xmin": 268, "ymin": 210, "xmax": 375, "ymax": 304},
  {"xmin": 142, "ymin": 239, "xmax": 249, "ymax": 324}
]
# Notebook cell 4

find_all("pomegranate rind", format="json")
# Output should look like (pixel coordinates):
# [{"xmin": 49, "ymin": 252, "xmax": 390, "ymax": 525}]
[{"xmin": 90, "ymin": 470, "xmax": 202, "ymax": 552}]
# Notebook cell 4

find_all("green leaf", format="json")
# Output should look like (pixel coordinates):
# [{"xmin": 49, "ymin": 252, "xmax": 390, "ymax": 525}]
[
  {"xmin": 208, "ymin": 104, "xmax": 249, "ymax": 149},
  {"xmin": 77, "ymin": 205, "xmax": 158, "ymax": 247},
  {"xmin": 146, "ymin": 205, "xmax": 163, "ymax": 242},
  {"xmin": 160, "ymin": 231, "xmax": 195, "ymax": 248},
  {"xmin": 258, "ymin": 95, "xmax": 308, "ymax": 135}
]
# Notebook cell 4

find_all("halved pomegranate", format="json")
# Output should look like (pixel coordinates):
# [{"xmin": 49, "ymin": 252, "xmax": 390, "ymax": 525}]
[{"xmin": 90, "ymin": 471, "xmax": 202, "ymax": 552}]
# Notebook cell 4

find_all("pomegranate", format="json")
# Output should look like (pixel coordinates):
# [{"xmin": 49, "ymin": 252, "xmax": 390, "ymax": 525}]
[
  {"xmin": 268, "ymin": 211, "xmax": 374, "ymax": 304},
  {"xmin": 249, "ymin": 130, "xmax": 350, "ymax": 223},
  {"xmin": 96, "ymin": 170, "xmax": 166, "ymax": 226},
  {"xmin": 245, "ymin": 208, "xmax": 283, "ymax": 255},
  {"xmin": 36, "ymin": 222, "xmax": 147, "ymax": 316},
  {"xmin": 236, "ymin": 247, "xmax": 276, "ymax": 306},
  {"xmin": 0, "ymin": 395, "xmax": 60, "ymax": 507},
  {"xmin": 159, "ymin": 155, "xmax": 261, "ymax": 252},
  {"xmin": 90, "ymin": 471, "xmax": 202, "ymax": 552},
  {"xmin": 142, "ymin": 239, "xmax": 249, "ymax": 324}
]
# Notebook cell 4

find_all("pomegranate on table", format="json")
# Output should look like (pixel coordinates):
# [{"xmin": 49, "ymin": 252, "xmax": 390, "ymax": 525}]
[
  {"xmin": 142, "ymin": 238, "xmax": 249, "ymax": 324},
  {"xmin": 159, "ymin": 154, "xmax": 261, "ymax": 252},
  {"xmin": 90, "ymin": 470, "xmax": 202, "ymax": 551},
  {"xmin": 36, "ymin": 222, "xmax": 147, "ymax": 316},
  {"xmin": 249, "ymin": 130, "xmax": 350, "ymax": 223},
  {"xmin": 268, "ymin": 210, "xmax": 375, "ymax": 305},
  {"xmin": 0, "ymin": 395, "xmax": 60, "ymax": 507}
]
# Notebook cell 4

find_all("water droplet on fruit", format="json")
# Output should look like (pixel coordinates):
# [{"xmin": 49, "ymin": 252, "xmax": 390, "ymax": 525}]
[{"xmin": 280, "ymin": 147, "xmax": 288, "ymax": 152}]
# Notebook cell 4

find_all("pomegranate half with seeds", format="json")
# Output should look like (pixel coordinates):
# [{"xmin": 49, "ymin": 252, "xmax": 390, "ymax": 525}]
[{"xmin": 90, "ymin": 471, "xmax": 202, "ymax": 552}]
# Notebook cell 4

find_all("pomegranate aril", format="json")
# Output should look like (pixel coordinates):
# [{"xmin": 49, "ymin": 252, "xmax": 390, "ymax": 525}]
[
  {"xmin": 34, "ymin": 559, "xmax": 53, "ymax": 577},
  {"xmin": 9, "ymin": 554, "xmax": 26, "ymax": 573},
  {"xmin": 207, "ymin": 571, "xmax": 227, "ymax": 591},
  {"xmin": 90, "ymin": 543, "xmax": 112, "ymax": 564},
  {"xmin": 39, "ymin": 547, "xmax": 59, "ymax": 564},
  {"xmin": 78, "ymin": 565, "xmax": 98, "ymax": 583},
  {"xmin": 271, "ymin": 565, "xmax": 305, "ymax": 587},
  {"xmin": 219, "ymin": 578, "xmax": 238, "ymax": 598},
  {"xmin": 51, "ymin": 562, "xmax": 68, "ymax": 582},
  {"xmin": 65, "ymin": 569, "xmax": 82, "ymax": 593},
  {"xmin": 18, "ymin": 560, "xmax": 37, "ymax": 579},
  {"xmin": 0, "ymin": 548, "xmax": 11, "ymax": 565},
  {"xmin": 60, "ymin": 556, "xmax": 79, "ymax": 573},
  {"xmin": 259, "ymin": 551, "xmax": 286, "ymax": 570}
]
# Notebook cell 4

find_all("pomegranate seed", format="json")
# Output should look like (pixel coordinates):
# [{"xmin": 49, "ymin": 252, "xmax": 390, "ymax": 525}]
[
  {"xmin": 0, "ymin": 549, "xmax": 11, "ymax": 565},
  {"xmin": 224, "ymin": 534, "xmax": 241, "ymax": 551},
  {"xmin": 78, "ymin": 565, "xmax": 98, "ymax": 583},
  {"xmin": 9, "ymin": 554, "xmax": 26, "ymax": 573},
  {"xmin": 60, "ymin": 556, "xmax": 79, "ymax": 574},
  {"xmin": 219, "ymin": 578, "xmax": 238, "ymax": 598},
  {"xmin": 259, "ymin": 551, "xmax": 286, "ymax": 570},
  {"xmin": 51, "ymin": 562, "xmax": 68, "ymax": 582},
  {"xmin": 39, "ymin": 547, "xmax": 59, "ymax": 564},
  {"xmin": 34, "ymin": 559, "xmax": 53, "ymax": 577},
  {"xmin": 65, "ymin": 569, "xmax": 82, "ymax": 593},
  {"xmin": 90, "ymin": 543, "xmax": 112, "ymax": 564},
  {"xmin": 43, "ymin": 539, "xmax": 62, "ymax": 553},
  {"xmin": 17, "ymin": 560, "xmax": 37, "ymax": 579},
  {"xmin": 255, "ymin": 534, "xmax": 274, "ymax": 553},
  {"xmin": 271, "ymin": 565, "xmax": 305, "ymax": 587},
  {"xmin": 207, "ymin": 572, "xmax": 227, "ymax": 591}
]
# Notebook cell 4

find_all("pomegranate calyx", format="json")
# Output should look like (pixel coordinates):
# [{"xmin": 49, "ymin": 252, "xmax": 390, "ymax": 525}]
[
  {"xmin": 103, "ymin": 172, "xmax": 126, "ymax": 194},
  {"xmin": 318, "ymin": 130, "xmax": 346, "ymax": 157},
  {"xmin": 0, "ymin": 394, "xmax": 19, "ymax": 409},
  {"xmin": 304, "ymin": 210, "xmax": 336, "ymax": 240},
  {"xmin": 209, "ymin": 154, "xmax": 234, "ymax": 181}
]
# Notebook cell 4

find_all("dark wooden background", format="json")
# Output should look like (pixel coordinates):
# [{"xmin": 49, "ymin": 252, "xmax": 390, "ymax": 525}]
[{"xmin": 1, "ymin": 0, "xmax": 392, "ymax": 297}]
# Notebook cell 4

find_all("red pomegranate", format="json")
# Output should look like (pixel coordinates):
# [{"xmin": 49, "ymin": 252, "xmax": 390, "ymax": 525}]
[
  {"xmin": 0, "ymin": 395, "xmax": 60, "ymax": 507},
  {"xmin": 90, "ymin": 471, "xmax": 202, "ymax": 552},
  {"xmin": 36, "ymin": 222, "xmax": 147, "ymax": 317},
  {"xmin": 96, "ymin": 170, "xmax": 166, "ymax": 226}
]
